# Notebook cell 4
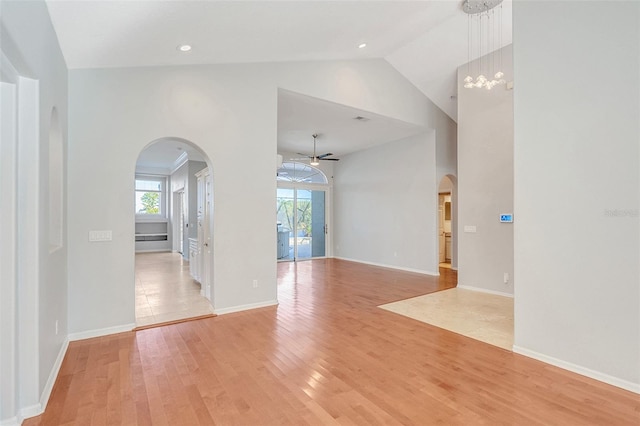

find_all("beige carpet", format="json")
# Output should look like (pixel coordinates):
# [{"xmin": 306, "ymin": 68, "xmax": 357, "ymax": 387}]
[{"xmin": 379, "ymin": 288, "xmax": 514, "ymax": 350}]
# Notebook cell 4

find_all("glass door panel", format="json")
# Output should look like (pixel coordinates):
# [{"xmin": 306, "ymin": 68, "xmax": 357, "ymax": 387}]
[
  {"xmin": 277, "ymin": 188, "xmax": 294, "ymax": 260},
  {"xmin": 296, "ymin": 189, "xmax": 325, "ymax": 260},
  {"xmin": 277, "ymin": 187, "xmax": 326, "ymax": 261},
  {"xmin": 295, "ymin": 190, "xmax": 311, "ymax": 259}
]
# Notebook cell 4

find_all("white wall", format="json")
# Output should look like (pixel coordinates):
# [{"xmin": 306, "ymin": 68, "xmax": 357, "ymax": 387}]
[
  {"xmin": 457, "ymin": 45, "xmax": 514, "ymax": 295},
  {"xmin": 67, "ymin": 59, "xmax": 445, "ymax": 334},
  {"xmin": 0, "ymin": 0, "xmax": 68, "ymax": 422},
  {"xmin": 333, "ymin": 131, "xmax": 440, "ymax": 275},
  {"xmin": 513, "ymin": 1, "xmax": 639, "ymax": 391}
]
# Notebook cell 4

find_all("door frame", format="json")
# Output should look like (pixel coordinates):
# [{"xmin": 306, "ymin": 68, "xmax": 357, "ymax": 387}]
[
  {"xmin": 277, "ymin": 182, "xmax": 331, "ymax": 261},
  {"xmin": 173, "ymin": 189, "xmax": 185, "ymax": 255}
]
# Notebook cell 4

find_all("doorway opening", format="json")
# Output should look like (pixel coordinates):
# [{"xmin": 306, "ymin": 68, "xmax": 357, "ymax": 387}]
[
  {"xmin": 276, "ymin": 162, "xmax": 329, "ymax": 261},
  {"xmin": 438, "ymin": 175, "xmax": 456, "ymax": 269},
  {"xmin": 133, "ymin": 137, "xmax": 214, "ymax": 327}
]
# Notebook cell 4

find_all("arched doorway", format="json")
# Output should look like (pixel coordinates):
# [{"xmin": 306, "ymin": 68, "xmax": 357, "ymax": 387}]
[
  {"xmin": 438, "ymin": 175, "xmax": 457, "ymax": 269},
  {"xmin": 133, "ymin": 137, "xmax": 214, "ymax": 327}
]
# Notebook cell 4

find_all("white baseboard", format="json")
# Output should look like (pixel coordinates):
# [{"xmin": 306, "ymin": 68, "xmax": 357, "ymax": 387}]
[
  {"xmin": 39, "ymin": 338, "xmax": 69, "ymax": 413},
  {"xmin": 2, "ymin": 340, "xmax": 70, "ymax": 425},
  {"xmin": 456, "ymin": 284, "xmax": 513, "ymax": 298},
  {"xmin": 512, "ymin": 345, "xmax": 640, "ymax": 394},
  {"xmin": 0, "ymin": 416, "xmax": 21, "ymax": 426},
  {"xmin": 68, "ymin": 323, "xmax": 136, "ymax": 342},
  {"xmin": 214, "ymin": 300, "xmax": 278, "ymax": 315},
  {"xmin": 1, "ymin": 403, "xmax": 43, "ymax": 426},
  {"xmin": 332, "ymin": 257, "xmax": 439, "ymax": 277},
  {"xmin": 18, "ymin": 404, "xmax": 41, "ymax": 423}
]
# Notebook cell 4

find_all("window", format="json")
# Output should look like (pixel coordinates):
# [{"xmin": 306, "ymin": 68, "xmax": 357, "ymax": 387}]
[
  {"xmin": 135, "ymin": 176, "xmax": 166, "ymax": 217},
  {"xmin": 277, "ymin": 162, "xmax": 328, "ymax": 184}
]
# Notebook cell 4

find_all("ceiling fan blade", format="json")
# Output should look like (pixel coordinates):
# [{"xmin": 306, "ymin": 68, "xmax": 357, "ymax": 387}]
[
  {"xmin": 296, "ymin": 153, "xmax": 312, "ymax": 158},
  {"xmin": 320, "ymin": 158, "xmax": 339, "ymax": 161},
  {"xmin": 316, "ymin": 152, "xmax": 334, "ymax": 159}
]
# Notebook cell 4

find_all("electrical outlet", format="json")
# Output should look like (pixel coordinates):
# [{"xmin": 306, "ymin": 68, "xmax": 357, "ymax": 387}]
[
  {"xmin": 55, "ymin": 320, "xmax": 59, "ymax": 335},
  {"xmin": 252, "ymin": 279, "xmax": 258, "ymax": 288},
  {"xmin": 504, "ymin": 272, "xmax": 509, "ymax": 284},
  {"xmin": 394, "ymin": 252, "xmax": 398, "ymax": 257}
]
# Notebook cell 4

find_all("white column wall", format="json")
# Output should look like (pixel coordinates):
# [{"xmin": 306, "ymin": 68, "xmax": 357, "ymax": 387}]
[
  {"xmin": 457, "ymin": 45, "xmax": 514, "ymax": 296},
  {"xmin": 513, "ymin": 1, "xmax": 639, "ymax": 391},
  {"xmin": 0, "ymin": 0, "xmax": 69, "ymax": 422}
]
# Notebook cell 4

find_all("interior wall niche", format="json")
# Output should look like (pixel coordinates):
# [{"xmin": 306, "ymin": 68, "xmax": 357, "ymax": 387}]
[{"xmin": 49, "ymin": 107, "xmax": 64, "ymax": 249}]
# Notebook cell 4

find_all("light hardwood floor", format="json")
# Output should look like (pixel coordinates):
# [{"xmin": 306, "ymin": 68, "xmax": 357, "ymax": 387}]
[{"xmin": 26, "ymin": 259, "xmax": 639, "ymax": 425}]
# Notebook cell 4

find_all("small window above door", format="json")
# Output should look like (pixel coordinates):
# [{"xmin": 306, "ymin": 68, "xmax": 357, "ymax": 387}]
[{"xmin": 277, "ymin": 162, "xmax": 328, "ymax": 184}]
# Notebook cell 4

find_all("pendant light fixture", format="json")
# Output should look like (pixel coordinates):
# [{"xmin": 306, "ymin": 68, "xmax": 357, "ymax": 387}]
[
  {"xmin": 462, "ymin": 0, "xmax": 506, "ymax": 90},
  {"xmin": 310, "ymin": 134, "xmax": 320, "ymax": 166}
]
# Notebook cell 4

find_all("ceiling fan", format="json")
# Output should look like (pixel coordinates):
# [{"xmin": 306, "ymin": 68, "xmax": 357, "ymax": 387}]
[{"xmin": 293, "ymin": 134, "xmax": 339, "ymax": 165}]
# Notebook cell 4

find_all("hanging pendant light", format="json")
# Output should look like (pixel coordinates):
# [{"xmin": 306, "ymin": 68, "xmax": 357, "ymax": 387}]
[
  {"xmin": 462, "ymin": 0, "xmax": 506, "ymax": 90},
  {"xmin": 310, "ymin": 134, "xmax": 320, "ymax": 166}
]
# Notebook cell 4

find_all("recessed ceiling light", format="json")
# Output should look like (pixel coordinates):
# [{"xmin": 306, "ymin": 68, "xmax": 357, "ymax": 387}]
[
  {"xmin": 177, "ymin": 44, "xmax": 192, "ymax": 52},
  {"xmin": 358, "ymin": 43, "xmax": 367, "ymax": 49}
]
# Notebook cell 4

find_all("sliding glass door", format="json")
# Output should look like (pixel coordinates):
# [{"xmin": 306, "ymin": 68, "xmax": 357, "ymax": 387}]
[{"xmin": 277, "ymin": 187, "xmax": 326, "ymax": 261}]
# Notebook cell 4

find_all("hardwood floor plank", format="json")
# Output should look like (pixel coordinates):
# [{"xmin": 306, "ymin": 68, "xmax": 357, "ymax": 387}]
[{"xmin": 25, "ymin": 259, "xmax": 639, "ymax": 425}]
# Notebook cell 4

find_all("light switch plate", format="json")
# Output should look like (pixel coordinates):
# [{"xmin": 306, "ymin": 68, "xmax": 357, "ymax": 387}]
[
  {"xmin": 89, "ymin": 230, "xmax": 112, "ymax": 242},
  {"xmin": 464, "ymin": 225, "xmax": 477, "ymax": 233}
]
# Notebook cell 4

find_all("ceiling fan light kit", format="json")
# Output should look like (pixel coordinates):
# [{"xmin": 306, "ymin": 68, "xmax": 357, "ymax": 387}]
[{"xmin": 296, "ymin": 134, "xmax": 339, "ymax": 165}]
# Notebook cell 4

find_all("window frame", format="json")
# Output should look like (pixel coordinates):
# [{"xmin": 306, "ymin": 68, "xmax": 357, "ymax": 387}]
[
  {"xmin": 277, "ymin": 162, "xmax": 328, "ymax": 184},
  {"xmin": 135, "ymin": 175, "xmax": 168, "ymax": 220}
]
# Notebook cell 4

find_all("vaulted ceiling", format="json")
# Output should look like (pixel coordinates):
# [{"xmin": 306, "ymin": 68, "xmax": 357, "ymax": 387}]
[{"xmin": 45, "ymin": 0, "xmax": 512, "ymax": 164}]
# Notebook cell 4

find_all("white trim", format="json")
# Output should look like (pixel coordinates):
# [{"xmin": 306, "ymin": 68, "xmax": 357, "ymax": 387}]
[
  {"xmin": 68, "ymin": 323, "xmax": 135, "ymax": 342},
  {"xmin": 214, "ymin": 300, "xmax": 278, "ymax": 316},
  {"xmin": 0, "ymin": 51, "xmax": 19, "ymax": 84},
  {"xmin": 0, "ymin": 417, "xmax": 21, "ymax": 426},
  {"xmin": 456, "ymin": 284, "xmax": 514, "ymax": 298},
  {"xmin": 39, "ymin": 338, "xmax": 69, "ymax": 412},
  {"xmin": 18, "ymin": 404, "xmax": 41, "ymax": 422},
  {"xmin": 135, "ymin": 165, "xmax": 171, "ymax": 175},
  {"xmin": 17, "ymin": 76, "xmax": 41, "ymax": 414},
  {"xmin": 512, "ymin": 345, "xmax": 640, "ymax": 394},
  {"xmin": 333, "ymin": 256, "xmax": 440, "ymax": 277},
  {"xmin": 170, "ymin": 152, "xmax": 189, "ymax": 175}
]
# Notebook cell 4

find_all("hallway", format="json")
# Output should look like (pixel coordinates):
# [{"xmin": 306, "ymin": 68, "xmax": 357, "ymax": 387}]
[{"xmin": 135, "ymin": 252, "xmax": 214, "ymax": 327}]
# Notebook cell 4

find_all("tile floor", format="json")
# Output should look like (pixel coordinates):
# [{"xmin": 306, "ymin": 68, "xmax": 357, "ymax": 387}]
[
  {"xmin": 379, "ymin": 287, "xmax": 514, "ymax": 350},
  {"xmin": 135, "ymin": 252, "xmax": 214, "ymax": 327}
]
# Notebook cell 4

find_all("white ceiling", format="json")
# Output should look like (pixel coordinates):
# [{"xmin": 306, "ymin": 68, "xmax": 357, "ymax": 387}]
[
  {"xmin": 45, "ymin": 0, "xmax": 512, "ymax": 166},
  {"xmin": 46, "ymin": 1, "xmax": 452, "ymax": 69},
  {"xmin": 136, "ymin": 138, "xmax": 205, "ymax": 173},
  {"xmin": 278, "ymin": 89, "xmax": 426, "ymax": 159}
]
